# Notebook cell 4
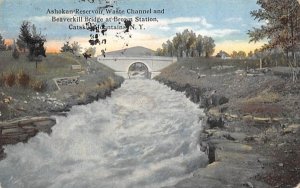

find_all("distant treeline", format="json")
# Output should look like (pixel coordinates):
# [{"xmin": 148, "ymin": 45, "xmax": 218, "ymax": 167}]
[{"xmin": 156, "ymin": 29, "xmax": 215, "ymax": 58}]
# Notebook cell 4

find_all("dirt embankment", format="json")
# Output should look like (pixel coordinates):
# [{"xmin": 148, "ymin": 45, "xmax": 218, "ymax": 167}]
[
  {"xmin": 0, "ymin": 70, "xmax": 124, "ymax": 160},
  {"xmin": 155, "ymin": 59, "xmax": 300, "ymax": 188}
]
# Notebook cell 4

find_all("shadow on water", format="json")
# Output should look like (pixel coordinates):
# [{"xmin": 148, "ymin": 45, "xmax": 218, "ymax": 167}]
[{"xmin": 128, "ymin": 62, "xmax": 151, "ymax": 79}]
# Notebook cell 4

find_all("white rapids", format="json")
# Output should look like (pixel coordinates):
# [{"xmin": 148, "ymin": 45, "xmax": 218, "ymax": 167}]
[{"xmin": 0, "ymin": 79, "xmax": 206, "ymax": 188}]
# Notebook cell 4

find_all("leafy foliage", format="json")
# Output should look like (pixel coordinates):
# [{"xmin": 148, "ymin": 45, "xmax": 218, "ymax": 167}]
[
  {"xmin": 202, "ymin": 36, "xmax": 215, "ymax": 57},
  {"xmin": 17, "ymin": 21, "xmax": 47, "ymax": 64},
  {"xmin": 157, "ymin": 29, "xmax": 215, "ymax": 58},
  {"xmin": 16, "ymin": 38, "xmax": 26, "ymax": 52},
  {"xmin": 231, "ymin": 50, "xmax": 247, "ymax": 59},
  {"xmin": 60, "ymin": 41, "xmax": 74, "ymax": 53},
  {"xmin": 60, "ymin": 41, "xmax": 82, "ymax": 55},
  {"xmin": 0, "ymin": 34, "xmax": 6, "ymax": 51},
  {"xmin": 248, "ymin": 0, "xmax": 300, "ymax": 56},
  {"xmin": 71, "ymin": 41, "xmax": 82, "ymax": 55},
  {"xmin": 84, "ymin": 47, "xmax": 96, "ymax": 56}
]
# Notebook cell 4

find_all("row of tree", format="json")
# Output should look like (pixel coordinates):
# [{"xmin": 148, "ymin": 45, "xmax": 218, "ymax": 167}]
[
  {"xmin": 215, "ymin": 50, "xmax": 246, "ymax": 59},
  {"xmin": 0, "ymin": 21, "xmax": 47, "ymax": 69},
  {"xmin": 215, "ymin": 49, "xmax": 266, "ymax": 59},
  {"xmin": 156, "ymin": 29, "xmax": 216, "ymax": 58},
  {"xmin": 60, "ymin": 41, "xmax": 97, "ymax": 57},
  {"xmin": 0, "ymin": 20, "xmax": 95, "ymax": 63}
]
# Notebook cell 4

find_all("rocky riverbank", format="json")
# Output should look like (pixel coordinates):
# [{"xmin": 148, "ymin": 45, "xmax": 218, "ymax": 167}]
[
  {"xmin": 155, "ymin": 59, "xmax": 300, "ymax": 188},
  {"xmin": 0, "ymin": 71, "xmax": 124, "ymax": 159}
]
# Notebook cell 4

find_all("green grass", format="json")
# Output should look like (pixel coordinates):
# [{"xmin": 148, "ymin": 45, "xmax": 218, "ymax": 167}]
[
  {"xmin": 0, "ymin": 50, "xmax": 120, "ymax": 92},
  {"xmin": 0, "ymin": 51, "xmax": 89, "ymax": 80},
  {"xmin": 0, "ymin": 51, "xmax": 93, "ymax": 93}
]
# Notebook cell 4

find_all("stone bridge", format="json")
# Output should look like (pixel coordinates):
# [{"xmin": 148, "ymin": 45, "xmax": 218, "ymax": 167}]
[{"xmin": 97, "ymin": 56, "xmax": 177, "ymax": 79}]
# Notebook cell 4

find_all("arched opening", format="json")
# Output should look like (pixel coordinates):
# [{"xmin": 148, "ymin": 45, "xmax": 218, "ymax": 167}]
[{"xmin": 128, "ymin": 62, "xmax": 151, "ymax": 79}]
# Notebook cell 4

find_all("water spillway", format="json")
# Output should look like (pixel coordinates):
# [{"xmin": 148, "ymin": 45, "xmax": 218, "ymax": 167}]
[{"xmin": 0, "ymin": 80, "xmax": 205, "ymax": 188}]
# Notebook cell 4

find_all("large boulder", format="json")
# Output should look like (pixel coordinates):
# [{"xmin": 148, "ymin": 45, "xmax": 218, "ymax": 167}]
[
  {"xmin": 211, "ymin": 95, "xmax": 229, "ymax": 106},
  {"xmin": 207, "ymin": 116, "xmax": 225, "ymax": 129}
]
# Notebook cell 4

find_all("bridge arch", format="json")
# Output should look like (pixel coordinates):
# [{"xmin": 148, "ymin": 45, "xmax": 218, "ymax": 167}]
[
  {"xmin": 127, "ymin": 62, "xmax": 151, "ymax": 79},
  {"xmin": 97, "ymin": 56, "xmax": 177, "ymax": 79}
]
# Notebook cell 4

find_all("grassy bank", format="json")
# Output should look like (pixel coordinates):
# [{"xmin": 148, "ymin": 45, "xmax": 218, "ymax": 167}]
[{"xmin": 0, "ymin": 50, "xmax": 124, "ymax": 120}]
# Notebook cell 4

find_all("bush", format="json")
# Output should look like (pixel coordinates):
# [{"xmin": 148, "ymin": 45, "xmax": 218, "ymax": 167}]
[
  {"xmin": 31, "ymin": 80, "xmax": 47, "ymax": 92},
  {"xmin": 5, "ymin": 72, "xmax": 16, "ymax": 87},
  {"xmin": 17, "ymin": 70, "xmax": 30, "ymax": 87},
  {"xmin": 12, "ymin": 48, "xmax": 20, "ymax": 59}
]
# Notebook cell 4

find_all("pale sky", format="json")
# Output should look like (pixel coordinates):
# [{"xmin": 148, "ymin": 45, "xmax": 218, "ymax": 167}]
[{"xmin": 0, "ymin": 0, "xmax": 267, "ymax": 55}]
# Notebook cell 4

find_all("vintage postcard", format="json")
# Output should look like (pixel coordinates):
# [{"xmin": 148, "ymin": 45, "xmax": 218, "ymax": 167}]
[{"xmin": 0, "ymin": 0, "xmax": 299, "ymax": 187}]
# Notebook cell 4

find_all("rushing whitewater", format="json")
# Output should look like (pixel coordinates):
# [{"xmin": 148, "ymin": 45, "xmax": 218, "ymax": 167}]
[{"xmin": 0, "ymin": 80, "xmax": 206, "ymax": 188}]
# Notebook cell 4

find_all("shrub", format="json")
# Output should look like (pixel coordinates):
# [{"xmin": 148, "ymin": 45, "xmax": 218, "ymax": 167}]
[
  {"xmin": 31, "ymin": 79, "xmax": 47, "ymax": 92},
  {"xmin": 12, "ymin": 48, "xmax": 20, "ymax": 59},
  {"xmin": 17, "ymin": 70, "xmax": 30, "ymax": 87},
  {"xmin": 5, "ymin": 72, "xmax": 16, "ymax": 87}
]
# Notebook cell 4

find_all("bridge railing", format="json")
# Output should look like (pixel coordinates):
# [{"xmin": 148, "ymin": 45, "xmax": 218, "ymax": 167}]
[{"xmin": 97, "ymin": 56, "xmax": 177, "ymax": 63}]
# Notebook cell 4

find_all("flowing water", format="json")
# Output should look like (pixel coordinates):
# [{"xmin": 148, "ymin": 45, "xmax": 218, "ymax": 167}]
[{"xmin": 0, "ymin": 80, "xmax": 206, "ymax": 188}]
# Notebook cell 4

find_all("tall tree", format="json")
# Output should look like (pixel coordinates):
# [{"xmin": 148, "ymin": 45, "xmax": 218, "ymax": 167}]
[
  {"xmin": 195, "ymin": 34, "xmax": 204, "ymax": 57},
  {"xmin": 160, "ymin": 42, "xmax": 167, "ymax": 56},
  {"xmin": 158, "ymin": 30, "xmax": 215, "ymax": 58},
  {"xmin": 84, "ymin": 47, "xmax": 96, "ymax": 57},
  {"xmin": 237, "ymin": 51, "xmax": 247, "ymax": 59},
  {"xmin": 28, "ymin": 34, "xmax": 46, "ymax": 69},
  {"xmin": 16, "ymin": 39, "xmax": 27, "ymax": 52},
  {"xmin": 181, "ymin": 29, "xmax": 196, "ymax": 57},
  {"xmin": 203, "ymin": 36, "xmax": 215, "ymax": 58},
  {"xmin": 0, "ymin": 34, "xmax": 6, "ymax": 51},
  {"xmin": 17, "ymin": 21, "xmax": 46, "ymax": 68},
  {"xmin": 173, "ymin": 32, "xmax": 183, "ymax": 57},
  {"xmin": 187, "ymin": 30, "xmax": 197, "ymax": 57},
  {"xmin": 18, "ymin": 21, "xmax": 32, "ymax": 50},
  {"xmin": 248, "ymin": 51, "xmax": 254, "ymax": 58},
  {"xmin": 231, "ymin": 51, "xmax": 238, "ymax": 58},
  {"xmin": 248, "ymin": 0, "xmax": 300, "ymax": 61},
  {"xmin": 27, "ymin": 25, "xmax": 46, "ymax": 63},
  {"xmin": 156, "ymin": 48, "xmax": 164, "ymax": 56},
  {"xmin": 71, "ymin": 41, "xmax": 82, "ymax": 55},
  {"xmin": 166, "ymin": 40, "xmax": 174, "ymax": 57},
  {"xmin": 60, "ymin": 41, "xmax": 73, "ymax": 53}
]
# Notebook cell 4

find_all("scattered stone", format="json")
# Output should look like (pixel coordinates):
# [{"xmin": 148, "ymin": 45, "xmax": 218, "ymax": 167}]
[
  {"xmin": 3, "ymin": 96, "xmax": 13, "ymax": 104},
  {"xmin": 278, "ymin": 163, "xmax": 284, "ymax": 167},
  {"xmin": 277, "ymin": 143, "xmax": 286, "ymax": 147},
  {"xmin": 207, "ymin": 117, "xmax": 224, "ymax": 129},
  {"xmin": 244, "ymin": 136, "xmax": 256, "ymax": 142},
  {"xmin": 282, "ymin": 124, "xmax": 300, "ymax": 135},
  {"xmin": 243, "ymin": 181, "xmax": 254, "ymax": 188},
  {"xmin": 16, "ymin": 107, "xmax": 26, "ymax": 112},
  {"xmin": 223, "ymin": 134, "xmax": 236, "ymax": 141}
]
